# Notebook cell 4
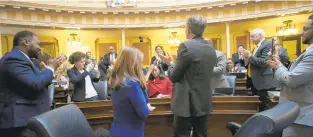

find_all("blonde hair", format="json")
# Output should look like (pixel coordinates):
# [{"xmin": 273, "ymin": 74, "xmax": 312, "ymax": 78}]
[{"xmin": 108, "ymin": 46, "xmax": 146, "ymax": 89}]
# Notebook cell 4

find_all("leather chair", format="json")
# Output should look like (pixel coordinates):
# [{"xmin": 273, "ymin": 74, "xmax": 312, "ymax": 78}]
[
  {"xmin": 47, "ymin": 84, "xmax": 55, "ymax": 107},
  {"xmin": 226, "ymin": 101, "xmax": 300, "ymax": 137},
  {"xmin": 93, "ymin": 80, "xmax": 108, "ymax": 100},
  {"xmin": 27, "ymin": 104, "xmax": 109, "ymax": 137},
  {"xmin": 225, "ymin": 75, "xmax": 236, "ymax": 95}
]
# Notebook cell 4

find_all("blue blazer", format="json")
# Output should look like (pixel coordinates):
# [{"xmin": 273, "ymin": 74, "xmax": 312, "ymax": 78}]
[
  {"xmin": 109, "ymin": 78, "xmax": 149, "ymax": 137},
  {"xmin": 0, "ymin": 48, "xmax": 54, "ymax": 128},
  {"xmin": 67, "ymin": 67, "xmax": 99, "ymax": 102}
]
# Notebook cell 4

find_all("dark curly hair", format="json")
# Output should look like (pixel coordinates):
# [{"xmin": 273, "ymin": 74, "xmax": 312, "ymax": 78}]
[{"xmin": 69, "ymin": 51, "xmax": 86, "ymax": 64}]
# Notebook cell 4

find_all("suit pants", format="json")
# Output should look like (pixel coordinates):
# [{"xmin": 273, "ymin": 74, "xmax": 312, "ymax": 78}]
[
  {"xmin": 0, "ymin": 127, "xmax": 37, "ymax": 137},
  {"xmin": 251, "ymin": 85, "xmax": 276, "ymax": 112},
  {"xmin": 283, "ymin": 124, "xmax": 313, "ymax": 137},
  {"xmin": 247, "ymin": 77, "xmax": 276, "ymax": 111},
  {"xmin": 173, "ymin": 114, "xmax": 208, "ymax": 137}
]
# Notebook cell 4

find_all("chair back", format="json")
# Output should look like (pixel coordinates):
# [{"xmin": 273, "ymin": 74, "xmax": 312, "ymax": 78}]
[
  {"xmin": 233, "ymin": 101, "xmax": 300, "ymax": 137},
  {"xmin": 27, "ymin": 104, "xmax": 96, "ymax": 137},
  {"xmin": 225, "ymin": 75, "xmax": 236, "ymax": 95},
  {"xmin": 48, "ymin": 84, "xmax": 55, "ymax": 107},
  {"xmin": 93, "ymin": 80, "xmax": 108, "ymax": 100}
]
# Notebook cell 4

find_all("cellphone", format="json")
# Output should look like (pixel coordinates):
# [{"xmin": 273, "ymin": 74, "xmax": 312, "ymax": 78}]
[{"xmin": 271, "ymin": 38, "xmax": 275, "ymax": 56}]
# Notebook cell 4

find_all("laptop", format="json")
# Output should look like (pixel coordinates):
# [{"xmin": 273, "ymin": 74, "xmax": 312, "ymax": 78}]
[{"xmin": 214, "ymin": 88, "xmax": 234, "ymax": 96}]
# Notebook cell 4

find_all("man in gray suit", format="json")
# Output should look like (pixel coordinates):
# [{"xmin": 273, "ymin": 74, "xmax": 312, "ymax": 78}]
[
  {"xmin": 159, "ymin": 15, "xmax": 216, "ymax": 137},
  {"xmin": 242, "ymin": 28, "xmax": 279, "ymax": 111},
  {"xmin": 267, "ymin": 14, "xmax": 313, "ymax": 137},
  {"xmin": 211, "ymin": 50, "xmax": 230, "ymax": 92}
]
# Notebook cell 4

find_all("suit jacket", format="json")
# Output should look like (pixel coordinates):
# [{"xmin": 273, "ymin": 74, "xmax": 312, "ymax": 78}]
[
  {"xmin": 275, "ymin": 46, "xmax": 313, "ymax": 127},
  {"xmin": 248, "ymin": 40, "xmax": 279, "ymax": 90},
  {"xmin": 232, "ymin": 53, "xmax": 245, "ymax": 67},
  {"xmin": 0, "ymin": 48, "xmax": 53, "ymax": 128},
  {"xmin": 67, "ymin": 67, "xmax": 100, "ymax": 102},
  {"xmin": 210, "ymin": 50, "xmax": 230, "ymax": 91},
  {"xmin": 168, "ymin": 37, "xmax": 216, "ymax": 117},
  {"xmin": 103, "ymin": 53, "xmax": 117, "ymax": 69},
  {"xmin": 150, "ymin": 56, "xmax": 169, "ymax": 71}
]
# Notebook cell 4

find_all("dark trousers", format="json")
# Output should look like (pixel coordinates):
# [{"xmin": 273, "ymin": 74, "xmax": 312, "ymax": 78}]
[
  {"xmin": 247, "ymin": 77, "xmax": 276, "ymax": 111},
  {"xmin": 174, "ymin": 114, "xmax": 208, "ymax": 137},
  {"xmin": 251, "ymin": 84, "xmax": 276, "ymax": 112},
  {"xmin": 0, "ymin": 127, "xmax": 37, "ymax": 137}
]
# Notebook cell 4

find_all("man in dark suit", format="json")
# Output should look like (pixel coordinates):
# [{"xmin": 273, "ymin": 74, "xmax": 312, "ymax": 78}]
[
  {"xmin": 232, "ymin": 45, "xmax": 245, "ymax": 67},
  {"xmin": 103, "ymin": 46, "xmax": 117, "ymax": 69},
  {"xmin": 160, "ymin": 15, "xmax": 216, "ymax": 137},
  {"xmin": 242, "ymin": 28, "xmax": 279, "ymax": 111},
  {"xmin": 0, "ymin": 31, "xmax": 64, "ymax": 137}
]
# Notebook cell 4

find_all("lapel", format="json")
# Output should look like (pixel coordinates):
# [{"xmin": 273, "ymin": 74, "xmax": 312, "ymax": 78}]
[
  {"xmin": 289, "ymin": 48, "xmax": 310, "ymax": 71},
  {"xmin": 254, "ymin": 40, "xmax": 266, "ymax": 57},
  {"xmin": 13, "ymin": 48, "xmax": 41, "ymax": 75},
  {"xmin": 73, "ymin": 67, "xmax": 87, "ymax": 81}
]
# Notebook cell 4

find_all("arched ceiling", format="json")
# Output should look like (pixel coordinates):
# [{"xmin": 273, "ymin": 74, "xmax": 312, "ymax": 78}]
[
  {"xmin": 0, "ymin": 1, "xmax": 311, "ymax": 29},
  {"xmin": 9, "ymin": 0, "xmax": 222, "ymax": 8},
  {"xmin": 0, "ymin": 0, "xmax": 246, "ymax": 13}
]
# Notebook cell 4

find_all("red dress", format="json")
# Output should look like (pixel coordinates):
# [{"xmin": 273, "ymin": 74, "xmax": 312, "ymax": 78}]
[{"xmin": 146, "ymin": 77, "xmax": 172, "ymax": 98}]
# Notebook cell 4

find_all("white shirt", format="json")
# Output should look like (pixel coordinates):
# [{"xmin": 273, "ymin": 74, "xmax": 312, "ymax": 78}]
[
  {"xmin": 109, "ymin": 53, "xmax": 115, "ymax": 62},
  {"xmin": 19, "ymin": 50, "xmax": 54, "ymax": 73},
  {"xmin": 79, "ymin": 70, "xmax": 98, "ymax": 99}
]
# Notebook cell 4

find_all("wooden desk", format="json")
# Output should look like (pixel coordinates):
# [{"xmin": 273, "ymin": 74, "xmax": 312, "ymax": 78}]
[
  {"xmin": 55, "ymin": 96, "xmax": 260, "ymax": 137},
  {"xmin": 54, "ymin": 84, "xmax": 73, "ymax": 103},
  {"xmin": 266, "ymin": 97, "xmax": 279, "ymax": 108}
]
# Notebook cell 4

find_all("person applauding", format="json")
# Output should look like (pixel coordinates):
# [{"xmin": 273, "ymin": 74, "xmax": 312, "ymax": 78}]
[
  {"xmin": 67, "ymin": 51, "xmax": 100, "ymax": 102},
  {"xmin": 0, "ymin": 31, "xmax": 66, "ymax": 137}
]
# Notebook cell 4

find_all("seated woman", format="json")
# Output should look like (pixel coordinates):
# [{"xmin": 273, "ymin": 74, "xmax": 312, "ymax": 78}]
[
  {"xmin": 145, "ymin": 64, "xmax": 172, "ymax": 98},
  {"xmin": 67, "ymin": 51, "xmax": 100, "ymax": 102},
  {"xmin": 150, "ymin": 45, "xmax": 168, "ymax": 71},
  {"xmin": 109, "ymin": 46, "xmax": 154, "ymax": 137}
]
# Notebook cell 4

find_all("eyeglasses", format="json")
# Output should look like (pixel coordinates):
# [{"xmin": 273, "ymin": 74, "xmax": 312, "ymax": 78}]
[{"xmin": 303, "ymin": 26, "xmax": 313, "ymax": 31}]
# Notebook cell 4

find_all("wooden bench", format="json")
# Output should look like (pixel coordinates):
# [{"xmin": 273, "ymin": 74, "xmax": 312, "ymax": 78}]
[{"xmin": 55, "ymin": 96, "xmax": 260, "ymax": 137}]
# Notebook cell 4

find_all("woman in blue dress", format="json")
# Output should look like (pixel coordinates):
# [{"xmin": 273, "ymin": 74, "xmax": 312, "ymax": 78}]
[{"xmin": 108, "ymin": 46, "xmax": 152, "ymax": 137}]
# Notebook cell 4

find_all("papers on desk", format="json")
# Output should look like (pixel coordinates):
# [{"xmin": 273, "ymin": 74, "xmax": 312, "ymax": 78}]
[{"xmin": 267, "ymin": 91, "xmax": 280, "ymax": 99}]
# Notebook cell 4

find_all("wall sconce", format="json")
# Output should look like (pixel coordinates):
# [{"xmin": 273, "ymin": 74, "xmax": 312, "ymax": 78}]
[
  {"xmin": 276, "ymin": 20, "xmax": 298, "ymax": 36},
  {"xmin": 67, "ymin": 33, "xmax": 89, "ymax": 51},
  {"xmin": 168, "ymin": 32, "xmax": 180, "ymax": 45}
]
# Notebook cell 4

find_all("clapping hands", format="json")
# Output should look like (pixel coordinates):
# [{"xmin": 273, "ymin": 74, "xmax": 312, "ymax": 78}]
[
  {"xmin": 42, "ymin": 54, "xmax": 67, "ymax": 70},
  {"xmin": 158, "ymin": 52, "xmax": 173, "ymax": 65}
]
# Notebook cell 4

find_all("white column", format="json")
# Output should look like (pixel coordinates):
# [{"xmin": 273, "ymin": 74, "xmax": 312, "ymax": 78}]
[
  {"xmin": 121, "ymin": 29, "xmax": 126, "ymax": 47},
  {"xmin": 225, "ymin": 22, "xmax": 231, "ymax": 58}
]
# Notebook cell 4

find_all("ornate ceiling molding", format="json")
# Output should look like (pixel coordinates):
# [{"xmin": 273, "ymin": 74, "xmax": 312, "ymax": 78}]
[
  {"xmin": 0, "ymin": 1, "xmax": 311, "ymax": 29},
  {"xmin": 0, "ymin": 0, "xmax": 250, "ymax": 14}
]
